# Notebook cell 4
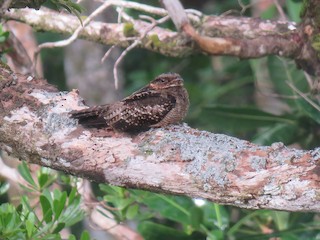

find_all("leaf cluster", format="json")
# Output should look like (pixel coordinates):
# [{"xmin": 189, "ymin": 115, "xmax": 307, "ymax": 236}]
[
  {"xmin": 0, "ymin": 24, "xmax": 10, "ymax": 61},
  {"xmin": 0, "ymin": 162, "xmax": 87, "ymax": 240},
  {"xmin": 98, "ymin": 185, "xmax": 320, "ymax": 240},
  {"xmin": 45, "ymin": 0, "xmax": 83, "ymax": 22}
]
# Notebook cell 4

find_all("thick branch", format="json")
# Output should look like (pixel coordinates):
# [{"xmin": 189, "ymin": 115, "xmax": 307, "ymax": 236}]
[
  {"xmin": 1, "ymin": 66, "xmax": 320, "ymax": 212},
  {"xmin": 4, "ymin": 7, "xmax": 301, "ymax": 59}
]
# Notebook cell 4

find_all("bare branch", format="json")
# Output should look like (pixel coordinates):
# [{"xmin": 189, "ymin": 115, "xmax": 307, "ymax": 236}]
[
  {"xmin": 33, "ymin": 1, "xmax": 115, "ymax": 73},
  {"xmin": 1, "ymin": 66, "xmax": 320, "ymax": 212},
  {"xmin": 4, "ymin": 6, "xmax": 300, "ymax": 58},
  {"xmin": 109, "ymin": 14, "xmax": 170, "ymax": 89},
  {"xmin": 3, "ymin": 0, "xmax": 320, "ymax": 77}
]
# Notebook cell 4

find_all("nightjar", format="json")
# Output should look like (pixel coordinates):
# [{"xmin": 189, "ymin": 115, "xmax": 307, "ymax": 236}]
[{"xmin": 70, "ymin": 73, "xmax": 189, "ymax": 132}]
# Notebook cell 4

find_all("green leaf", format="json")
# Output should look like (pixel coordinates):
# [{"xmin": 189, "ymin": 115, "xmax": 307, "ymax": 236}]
[
  {"xmin": 60, "ymin": 195, "xmax": 84, "ymax": 226},
  {"xmin": 272, "ymin": 211, "xmax": 290, "ymax": 231},
  {"xmin": 138, "ymin": 221, "xmax": 194, "ymax": 240},
  {"xmin": 21, "ymin": 195, "xmax": 33, "ymax": 213},
  {"xmin": 189, "ymin": 207, "xmax": 203, "ymax": 229},
  {"xmin": 42, "ymin": 189, "xmax": 53, "ymax": 204},
  {"xmin": 40, "ymin": 195, "xmax": 53, "ymax": 223},
  {"xmin": 80, "ymin": 230, "xmax": 90, "ymax": 240},
  {"xmin": 26, "ymin": 212, "xmax": 36, "ymax": 237},
  {"xmin": 202, "ymin": 203, "xmax": 229, "ymax": 231},
  {"xmin": 286, "ymin": 0, "xmax": 302, "ymax": 22},
  {"xmin": 52, "ymin": 222, "xmax": 66, "ymax": 234},
  {"xmin": 48, "ymin": 0, "xmax": 84, "ymax": 24},
  {"xmin": 68, "ymin": 187, "xmax": 77, "ymax": 204},
  {"xmin": 53, "ymin": 191, "xmax": 67, "ymax": 220},
  {"xmin": 0, "ymin": 30, "xmax": 9, "ymax": 43},
  {"xmin": 140, "ymin": 194, "xmax": 193, "ymax": 226},
  {"xmin": 206, "ymin": 76, "xmax": 253, "ymax": 102},
  {"xmin": 227, "ymin": 210, "xmax": 269, "ymax": 236},
  {"xmin": 253, "ymin": 123, "xmax": 298, "ymax": 145},
  {"xmin": 68, "ymin": 235, "xmax": 76, "ymax": 240},
  {"xmin": 208, "ymin": 229, "xmax": 224, "ymax": 240},
  {"xmin": 266, "ymin": 56, "xmax": 308, "ymax": 108},
  {"xmin": 198, "ymin": 105, "xmax": 296, "ymax": 132},
  {"xmin": 18, "ymin": 161, "xmax": 37, "ymax": 189},
  {"xmin": 295, "ymin": 98, "xmax": 320, "ymax": 124},
  {"xmin": 38, "ymin": 173, "xmax": 49, "ymax": 189},
  {"xmin": 126, "ymin": 204, "xmax": 139, "ymax": 220},
  {"xmin": 115, "ymin": 198, "xmax": 135, "ymax": 210},
  {"xmin": 0, "ymin": 182, "xmax": 10, "ymax": 195}
]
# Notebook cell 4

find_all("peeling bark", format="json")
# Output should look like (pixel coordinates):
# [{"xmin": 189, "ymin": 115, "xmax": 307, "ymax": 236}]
[{"xmin": 1, "ymin": 66, "xmax": 320, "ymax": 212}]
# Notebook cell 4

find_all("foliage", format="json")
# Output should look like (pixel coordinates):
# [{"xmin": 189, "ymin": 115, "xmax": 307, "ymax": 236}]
[
  {"xmin": 0, "ymin": 24, "xmax": 10, "ymax": 62},
  {"xmin": 0, "ymin": 25, "xmax": 9, "ymax": 44},
  {"xmin": 45, "ymin": 0, "xmax": 84, "ymax": 23},
  {"xmin": 0, "ymin": 162, "xmax": 86, "ymax": 240},
  {"xmin": 97, "ymin": 186, "xmax": 320, "ymax": 240}
]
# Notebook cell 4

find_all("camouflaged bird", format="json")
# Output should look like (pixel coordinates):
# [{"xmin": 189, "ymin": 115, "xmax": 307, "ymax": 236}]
[{"xmin": 70, "ymin": 73, "xmax": 189, "ymax": 132}]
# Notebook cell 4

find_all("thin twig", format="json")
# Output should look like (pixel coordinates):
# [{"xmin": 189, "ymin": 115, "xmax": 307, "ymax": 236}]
[
  {"xmin": 237, "ymin": 0, "xmax": 254, "ymax": 15},
  {"xmin": 304, "ymin": 71, "xmax": 314, "ymax": 90},
  {"xmin": 101, "ymin": 45, "xmax": 116, "ymax": 63},
  {"xmin": 33, "ymin": 0, "xmax": 117, "ymax": 73},
  {"xmin": 286, "ymin": 81, "xmax": 320, "ymax": 112},
  {"xmin": 96, "ymin": 0, "xmax": 201, "ymax": 22},
  {"xmin": 113, "ymin": 41, "xmax": 139, "ymax": 89},
  {"xmin": 31, "ymin": 0, "xmax": 200, "ymax": 77},
  {"xmin": 273, "ymin": 0, "xmax": 287, "ymax": 21},
  {"xmin": 111, "ymin": 14, "xmax": 168, "ymax": 89}
]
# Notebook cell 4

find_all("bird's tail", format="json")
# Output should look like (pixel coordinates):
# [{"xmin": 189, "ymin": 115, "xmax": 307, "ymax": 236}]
[{"xmin": 70, "ymin": 105, "xmax": 109, "ymax": 128}]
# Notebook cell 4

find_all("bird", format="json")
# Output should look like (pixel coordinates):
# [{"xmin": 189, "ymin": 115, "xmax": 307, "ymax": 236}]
[{"xmin": 70, "ymin": 72, "xmax": 189, "ymax": 132}]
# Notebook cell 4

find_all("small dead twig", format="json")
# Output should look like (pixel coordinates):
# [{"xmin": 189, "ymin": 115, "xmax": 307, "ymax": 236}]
[
  {"xmin": 33, "ymin": 0, "xmax": 117, "ymax": 74},
  {"xmin": 286, "ymin": 81, "xmax": 320, "ymax": 112},
  {"xmin": 273, "ymin": 0, "xmax": 287, "ymax": 21},
  {"xmin": 103, "ymin": 13, "xmax": 170, "ymax": 89}
]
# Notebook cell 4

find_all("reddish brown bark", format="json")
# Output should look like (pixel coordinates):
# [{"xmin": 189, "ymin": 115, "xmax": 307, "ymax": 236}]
[{"xmin": 1, "ymin": 66, "xmax": 320, "ymax": 212}]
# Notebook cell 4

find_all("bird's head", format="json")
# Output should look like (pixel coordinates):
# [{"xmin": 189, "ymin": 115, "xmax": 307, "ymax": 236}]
[{"xmin": 149, "ymin": 73, "xmax": 184, "ymax": 90}]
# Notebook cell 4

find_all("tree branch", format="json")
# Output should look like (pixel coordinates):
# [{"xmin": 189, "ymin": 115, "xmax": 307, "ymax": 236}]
[
  {"xmin": 4, "ymin": 1, "xmax": 320, "ymax": 76},
  {"xmin": 4, "ymin": 7, "xmax": 301, "ymax": 59},
  {"xmin": 1, "ymin": 65, "xmax": 320, "ymax": 212}
]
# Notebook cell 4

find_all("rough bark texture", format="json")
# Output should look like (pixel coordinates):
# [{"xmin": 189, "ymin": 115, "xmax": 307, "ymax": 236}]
[
  {"xmin": 2, "ymin": 1, "xmax": 320, "ymax": 77},
  {"xmin": 1, "ymin": 65, "xmax": 320, "ymax": 212},
  {"xmin": 3, "ymin": 8, "xmax": 300, "ymax": 58},
  {"xmin": 4, "ymin": 4, "xmax": 320, "ymax": 76}
]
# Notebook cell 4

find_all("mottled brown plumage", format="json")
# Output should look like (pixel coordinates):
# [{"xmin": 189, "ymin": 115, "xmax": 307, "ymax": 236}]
[{"xmin": 70, "ymin": 73, "xmax": 189, "ymax": 132}]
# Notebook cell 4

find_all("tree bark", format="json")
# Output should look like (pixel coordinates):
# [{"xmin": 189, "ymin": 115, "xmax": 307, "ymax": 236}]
[
  {"xmin": 3, "ymin": 7, "xmax": 300, "ymax": 58},
  {"xmin": 1, "ymin": 65, "xmax": 320, "ymax": 212},
  {"xmin": 4, "ymin": 2, "xmax": 320, "ymax": 77}
]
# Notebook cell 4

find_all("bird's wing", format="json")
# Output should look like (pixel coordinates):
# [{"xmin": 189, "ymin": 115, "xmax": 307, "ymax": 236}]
[
  {"xmin": 70, "ymin": 105, "xmax": 110, "ymax": 128},
  {"xmin": 122, "ymin": 86, "xmax": 153, "ymax": 102},
  {"xmin": 106, "ymin": 91, "xmax": 176, "ymax": 132}
]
